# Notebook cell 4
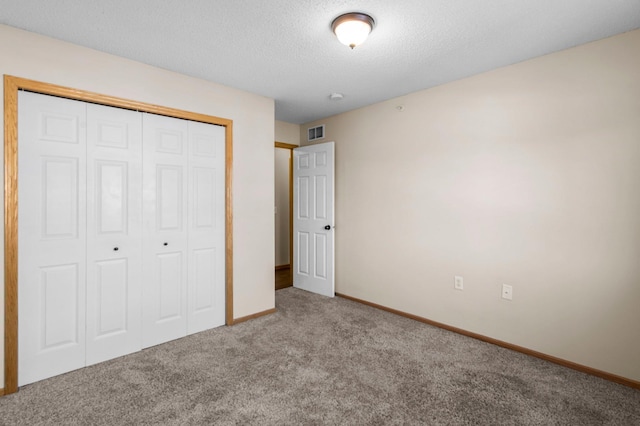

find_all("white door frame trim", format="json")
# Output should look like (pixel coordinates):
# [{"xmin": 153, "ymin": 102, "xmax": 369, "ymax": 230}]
[{"xmin": 3, "ymin": 75, "xmax": 235, "ymax": 395}]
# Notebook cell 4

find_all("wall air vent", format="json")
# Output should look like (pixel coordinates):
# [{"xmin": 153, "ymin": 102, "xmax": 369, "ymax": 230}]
[{"xmin": 307, "ymin": 125, "xmax": 325, "ymax": 142}]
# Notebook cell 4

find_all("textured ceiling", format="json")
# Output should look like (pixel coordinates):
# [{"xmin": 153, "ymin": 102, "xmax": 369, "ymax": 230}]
[{"xmin": 1, "ymin": 1, "xmax": 639, "ymax": 124}]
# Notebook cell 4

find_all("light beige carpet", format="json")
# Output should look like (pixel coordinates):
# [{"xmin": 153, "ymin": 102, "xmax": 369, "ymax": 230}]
[{"xmin": 1, "ymin": 287, "xmax": 638, "ymax": 425}]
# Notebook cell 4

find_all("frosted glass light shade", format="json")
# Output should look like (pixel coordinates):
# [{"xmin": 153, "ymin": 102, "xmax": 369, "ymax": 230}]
[{"xmin": 332, "ymin": 13, "xmax": 375, "ymax": 49}]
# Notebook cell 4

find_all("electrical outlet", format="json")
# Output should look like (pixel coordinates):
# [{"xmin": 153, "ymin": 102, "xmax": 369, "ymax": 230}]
[
  {"xmin": 502, "ymin": 284, "xmax": 513, "ymax": 301},
  {"xmin": 454, "ymin": 276, "xmax": 464, "ymax": 291}
]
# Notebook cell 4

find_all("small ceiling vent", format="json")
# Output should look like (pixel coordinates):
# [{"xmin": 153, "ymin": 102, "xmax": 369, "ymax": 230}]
[{"xmin": 308, "ymin": 125, "xmax": 325, "ymax": 142}]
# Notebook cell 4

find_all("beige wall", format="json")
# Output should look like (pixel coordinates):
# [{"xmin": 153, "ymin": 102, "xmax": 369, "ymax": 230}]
[
  {"xmin": 275, "ymin": 120, "xmax": 300, "ymax": 146},
  {"xmin": 274, "ymin": 149, "xmax": 291, "ymax": 266},
  {"xmin": 0, "ymin": 25, "xmax": 276, "ymax": 387},
  {"xmin": 301, "ymin": 29, "xmax": 640, "ymax": 382}
]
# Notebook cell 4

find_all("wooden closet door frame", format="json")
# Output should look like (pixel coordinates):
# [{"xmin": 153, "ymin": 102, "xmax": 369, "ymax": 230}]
[{"xmin": 3, "ymin": 75, "xmax": 235, "ymax": 395}]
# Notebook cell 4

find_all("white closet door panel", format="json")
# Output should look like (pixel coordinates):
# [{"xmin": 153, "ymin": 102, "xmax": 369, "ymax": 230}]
[
  {"xmin": 142, "ymin": 113, "xmax": 189, "ymax": 348},
  {"xmin": 187, "ymin": 122, "xmax": 225, "ymax": 334},
  {"xmin": 157, "ymin": 165, "xmax": 184, "ymax": 230},
  {"xmin": 86, "ymin": 104, "xmax": 143, "ymax": 365},
  {"xmin": 18, "ymin": 91, "xmax": 87, "ymax": 386},
  {"xmin": 94, "ymin": 259, "xmax": 128, "ymax": 330},
  {"xmin": 158, "ymin": 251, "xmax": 184, "ymax": 318}
]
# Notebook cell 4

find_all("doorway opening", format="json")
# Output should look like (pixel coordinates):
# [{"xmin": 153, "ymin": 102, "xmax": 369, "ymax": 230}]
[{"xmin": 274, "ymin": 142, "xmax": 296, "ymax": 290}]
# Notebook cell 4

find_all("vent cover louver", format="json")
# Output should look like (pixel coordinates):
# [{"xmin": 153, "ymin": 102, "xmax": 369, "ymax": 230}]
[{"xmin": 307, "ymin": 125, "xmax": 325, "ymax": 142}]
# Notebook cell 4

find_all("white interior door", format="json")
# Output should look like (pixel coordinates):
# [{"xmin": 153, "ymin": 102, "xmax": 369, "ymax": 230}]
[
  {"xmin": 18, "ymin": 92, "xmax": 88, "ymax": 385},
  {"xmin": 85, "ymin": 103, "xmax": 143, "ymax": 365},
  {"xmin": 141, "ymin": 113, "xmax": 189, "ymax": 348},
  {"xmin": 187, "ymin": 121, "xmax": 226, "ymax": 333},
  {"xmin": 293, "ymin": 142, "xmax": 335, "ymax": 297}
]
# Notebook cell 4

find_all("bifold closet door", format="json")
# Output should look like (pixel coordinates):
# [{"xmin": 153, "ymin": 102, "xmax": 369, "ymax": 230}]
[
  {"xmin": 18, "ymin": 92, "xmax": 88, "ymax": 386},
  {"xmin": 141, "ymin": 113, "xmax": 189, "ymax": 348},
  {"xmin": 140, "ymin": 115, "xmax": 226, "ymax": 346},
  {"xmin": 18, "ymin": 91, "xmax": 227, "ymax": 385},
  {"xmin": 187, "ymin": 121, "xmax": 225, "ymax": 334},
  {"xmin": 18, "ymin": 93, "xmax": 145, "ymax": 384},
  {"xmin": 85, "ymin": 103, "xmax": 143, "ymax": 366}
]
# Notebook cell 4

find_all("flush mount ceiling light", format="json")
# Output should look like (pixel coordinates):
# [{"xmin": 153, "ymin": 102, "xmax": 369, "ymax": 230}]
[{"xmin": 331, "ymin": 12, "xmax": 375, "ymax": 49}]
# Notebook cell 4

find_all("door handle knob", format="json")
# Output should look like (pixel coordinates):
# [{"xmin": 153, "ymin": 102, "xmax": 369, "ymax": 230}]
[
  {"xmin": 163, "ymin": 242, "xmax": 168, "ymax": 246},
  {"xmin": 113, "ymin": 247, "xmax": 119, "ymax": 251},
  {"xmin": 324, "ymin": 225, "xmax": 331, "ymax": 230}
]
